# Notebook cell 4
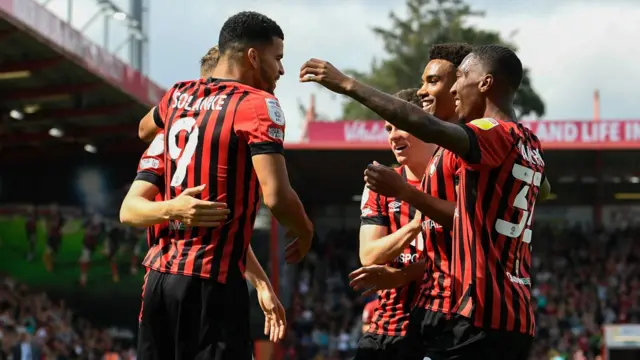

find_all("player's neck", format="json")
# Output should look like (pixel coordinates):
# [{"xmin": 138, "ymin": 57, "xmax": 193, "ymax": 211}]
[
  {"xmin": 404, "ymin": 159, "xmax": 428, "ymax": 182},
  {"xmin": 209, "ymin": 59, "xmax": 252, "ymax": 86},
  {"xmin": 484, "ymin": 101, "xmax": 516, "ymax": 122}
]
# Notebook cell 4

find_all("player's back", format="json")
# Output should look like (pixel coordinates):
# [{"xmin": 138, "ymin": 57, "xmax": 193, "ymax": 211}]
[
  {"xmin": 451, "ymin": 118, "xmax": 544, "ymax": 335},
  {"xmin": 145, "ymin": 78, "xmax": 286, "ymax": 284}
]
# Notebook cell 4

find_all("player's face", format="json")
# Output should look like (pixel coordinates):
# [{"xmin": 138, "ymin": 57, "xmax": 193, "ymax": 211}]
[
  {"xmin": 385, "ymin": 121, "xmax": 429, "ymax": 165},
  {"xmin": 416, "ymin": 59, "xmax": 457, "ymax": 121},
  {"xmin": 257, "ymin": 37, "xmax": 285, "ymax": 95},
  {"xmin": 450, "ymin": 54, "xmax": 486, "ymax": 121}
]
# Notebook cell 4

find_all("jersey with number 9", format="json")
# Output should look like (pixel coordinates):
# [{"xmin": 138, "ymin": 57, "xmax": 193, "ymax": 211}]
[
  {"xmin": 143, "ymin": 78, "xmax": 286, "ymax": 283},
  {"xmin": 450, "ymin": 117, "xmax": 544, "ymax": 336}
]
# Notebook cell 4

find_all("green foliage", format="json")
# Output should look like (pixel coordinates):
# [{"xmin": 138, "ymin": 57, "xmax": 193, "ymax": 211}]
[{"xmin": 340, "ymin": 0, "xmax": 545, "ymax": 121}]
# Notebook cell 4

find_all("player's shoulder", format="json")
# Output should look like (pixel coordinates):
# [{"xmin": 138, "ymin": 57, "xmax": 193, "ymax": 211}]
[
  {"xmin": 466, "ymin": 117, "xmax": 507, "ymax": 131},
  {"xmin": 240, "ymin": 89, "xmax": 285, "ymax": 126}
]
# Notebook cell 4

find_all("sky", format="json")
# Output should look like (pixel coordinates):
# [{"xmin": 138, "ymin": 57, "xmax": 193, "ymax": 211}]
[{"xmin": 41, "ymin": 0, "xmax": 640, "ymax": 142}]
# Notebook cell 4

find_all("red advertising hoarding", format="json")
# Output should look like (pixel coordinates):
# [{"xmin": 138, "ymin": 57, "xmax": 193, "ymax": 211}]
[{"xmin": 304, "ymin": 120, "xmax": 640, "ymax": 150}]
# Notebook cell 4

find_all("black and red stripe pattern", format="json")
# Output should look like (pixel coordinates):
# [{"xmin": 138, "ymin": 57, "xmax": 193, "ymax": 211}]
[
  {"xmin": 142, "ymin": 78, "xmax": 286, "ymax": 284},
  {"xmin": 415, "ymin": 147, "xmax": 458, "ymax": 314},
  {"xmin": 450, "ymin": 118, "xmax": 544, "ymax": 336},
  {"xmin": 360, "ymin": 166, "xmax": 424, "ymax": 337}
]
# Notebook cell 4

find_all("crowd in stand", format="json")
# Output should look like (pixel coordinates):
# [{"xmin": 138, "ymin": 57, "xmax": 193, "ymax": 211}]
[
  {"xmin": 0, "ymin": 275, "xmax": 134, "ymax": 360},
  {"xmin": 1, "ymin": 223, "xmax": 638, "ymax": 359},
  {"xmin": 283, "ymin": 224, "xmax": 640, "ymax": 360}
]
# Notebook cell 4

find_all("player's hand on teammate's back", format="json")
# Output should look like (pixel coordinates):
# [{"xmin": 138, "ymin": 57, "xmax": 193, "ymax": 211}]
[
  {"xmin": 284, "ymin": 229, "xmax": 313, "ymax": 264},
  {"xmin": 168, "ymin": 184, "xmax": 230, "ymax": 227},
  {"xmin": 257, "ymin": 287, "xmax": 287, "ymax": 343},
  {"xmin": 349, "ymin": 265, "xmax": 403, "ymax": 297},
  {"xmin": 364, "ymin": 161, "xmax": 411, "ymax": 199},
  {"xmin": 299, "ymin": 58, "xmax": 354, "ymax": 94}
]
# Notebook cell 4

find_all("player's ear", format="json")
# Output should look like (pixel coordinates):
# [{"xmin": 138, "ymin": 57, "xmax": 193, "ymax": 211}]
[
  {"xmin": 247, "ymin": 48, "xmax": 259, "ymax": 69},
  {"xmin": 478, "ymin": 74, "xmax": 493, "ymax": 93}
]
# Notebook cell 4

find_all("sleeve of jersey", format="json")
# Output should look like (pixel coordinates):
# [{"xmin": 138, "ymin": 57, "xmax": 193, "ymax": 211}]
[
  {"xmin": 458, "ymin": 118, "xmax": 515, "ymax": 170},
  {"xmin": 133, "ymin": 135, "xmax": 165, "ymax": 189},
  {"xmin": 359, "ymin": 186, "xmax": 389, "ymax": 227},
  {"xmin": 152, "ymin": 84, "xmax": 178, "ymax": 129},
  {"xmin": 235, "ymin": 95, "xmax": 285, "ymax": 156}
]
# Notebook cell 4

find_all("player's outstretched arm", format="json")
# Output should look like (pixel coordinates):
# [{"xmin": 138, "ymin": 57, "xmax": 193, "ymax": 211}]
[
  {"xmin": 349, "ymin": 260, "xmax": 426, "ymax": 296},
  {"xmin": 120, "ymin": 182, "xmax": 229, "ymax": 228},
  {"xmin": 300, "ymin": 59, "xmax": 471, "ymax": 157}
]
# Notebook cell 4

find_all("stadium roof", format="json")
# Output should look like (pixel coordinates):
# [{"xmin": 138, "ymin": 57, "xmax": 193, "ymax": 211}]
[{"xmin": 0, "ymin": 0, "xmax": 164, "ymax": 160}]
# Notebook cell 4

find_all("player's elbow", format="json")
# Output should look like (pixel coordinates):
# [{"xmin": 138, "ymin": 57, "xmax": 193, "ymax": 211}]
[
  {"xmin": 262, "ymin": 185, "xmax": 293, "ymax": 213},
  {"xmin": 119, "ymin": 198, "xmax": 138, "ymax": 227}
]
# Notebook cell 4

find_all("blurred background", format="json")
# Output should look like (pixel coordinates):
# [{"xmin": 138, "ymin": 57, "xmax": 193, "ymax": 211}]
[{"xmin": 1, "ymin": 0, "xmax": 640, "ymax": 359}]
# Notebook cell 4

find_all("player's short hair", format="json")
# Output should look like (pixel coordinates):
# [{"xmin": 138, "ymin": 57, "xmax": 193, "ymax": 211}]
[
  {"xmin": 429, "ymin": 43, "xmax": 472, "ymax": 67},
  {"xmin": 393, "ymin": 88, "xmax": 421, "ymax": 107},
  {"xmin": 218, "ymin": 11, "xmax": 284, "ymax": 57},
  {"xmin": 200, "ymin": 45, "xmax": 219, "ymax": 75},
  {"xmin": 471, "ymin": 44, "xmax": 523, "ymax": 91}
]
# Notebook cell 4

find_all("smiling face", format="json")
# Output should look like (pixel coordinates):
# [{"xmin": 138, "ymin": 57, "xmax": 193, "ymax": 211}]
[
  {"xmin": 385, "ymin": 121, "xmax": 428, "ymax": 165},
  {"xmin": 450, "ymin": 53, "xmax": 488, "ymax": 122},
  {"xmin": 416, "ymin": 59, "xmax": 458, "ymax": 122}
]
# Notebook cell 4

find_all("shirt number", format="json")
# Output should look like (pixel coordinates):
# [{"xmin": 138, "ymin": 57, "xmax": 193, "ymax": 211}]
[
  {"xmin": 168, "ymin": 116, "xmax": 199, "ymax": 187},
  {"xmin": 494, "ymin": 163, "xmax": 542, "ymax": 244}
]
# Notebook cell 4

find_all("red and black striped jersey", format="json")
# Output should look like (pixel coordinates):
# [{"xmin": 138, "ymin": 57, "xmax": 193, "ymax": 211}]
[
  {"xmin": 142, "ymin": 78, "xmax": 286, "ymax": 284},
  {"xmin": 360, "ymin": 166, "xmax": 425, "ymax": 337},
  {"xmin": 134, "ymin": 132, "xmax": 167, "ymax": 248},
  {"xmin": 415, "ymin": 147, "xmax": 459, "ymax": 314},
  {"xmin": 451, "ymin": 118, "xmax": 544, "ymax": 336}
]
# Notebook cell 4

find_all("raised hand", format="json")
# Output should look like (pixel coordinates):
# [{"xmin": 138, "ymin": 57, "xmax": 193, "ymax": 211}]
[{"xmin": 299, "ymin": 58, "xmax": 354, "ymax": 94}]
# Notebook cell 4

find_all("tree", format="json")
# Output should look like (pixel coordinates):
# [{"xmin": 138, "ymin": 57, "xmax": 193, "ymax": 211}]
[{"xmin": 341, "ymin": 0, "xmax": 545, "ymax": 121}]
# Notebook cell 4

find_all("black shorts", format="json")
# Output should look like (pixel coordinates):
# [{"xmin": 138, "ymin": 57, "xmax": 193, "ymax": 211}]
[
  {"xmin": 137, "ymin": 269, "xmax": 252, "ymax": 360},
  {"xmin": 400, "ymin": 308, "xmax": 533, "ymax": 360},
  {"xmin": 353, "ymin": 332, "xmax": 406, "ymax": 360}
]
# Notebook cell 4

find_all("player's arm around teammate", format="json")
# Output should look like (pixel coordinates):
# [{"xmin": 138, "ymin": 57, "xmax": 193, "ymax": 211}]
[
  {"xmin": 120, "ymin": 182, "xmax": 229, "ymax": 228},
  {"xmin": 299, "ymin": 57, "xmax": 552, "ymax": 202}
]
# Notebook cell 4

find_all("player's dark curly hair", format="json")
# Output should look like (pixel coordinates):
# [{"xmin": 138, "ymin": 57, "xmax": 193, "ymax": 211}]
[
  {"xmin": 393, "ymin": 88, "xmax": 421, "ymax": 107},
  {"xmin": 471, "ymin": 44, "xmax": 523, "ymax": 91},
  {"xmin": 218, "ymin": 11, "xmax": 284, "ymax": 57},
  {"xmin": 429, "ymin": 43, "xmax": 472, "ymax": 67},
  {"xmin": 199, "ymin": 45, "xmax": 219, "ymax": 76}
]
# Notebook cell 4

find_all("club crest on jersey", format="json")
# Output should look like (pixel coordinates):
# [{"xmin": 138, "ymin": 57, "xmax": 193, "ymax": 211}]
[
  {"xmin": 469, "ymin": 118, "xmax": 499, "ymax": 130},
  {"xmin": 265, "ymin": 98, "xmax": 285, "ymax": 126}
]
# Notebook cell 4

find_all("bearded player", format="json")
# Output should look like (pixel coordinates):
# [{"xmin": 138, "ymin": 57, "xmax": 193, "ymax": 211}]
[
  {"xmin": 122, "ymin": 18, "xmax": 311, "ymax": 358},
  {"xmin": 351, "ymin": 43, "xmax": 471, "ymax": 356},
  {"xmin": 355, "ymin": 88, "xmax": 434, "ymax": 360},
  {"xmin": 301, "ymin": 44, "xmax": 551, "ymax": 359}
]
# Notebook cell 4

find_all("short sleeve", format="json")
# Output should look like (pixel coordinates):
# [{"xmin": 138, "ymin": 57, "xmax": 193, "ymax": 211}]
[
  {"xmin": 459, "ymin": 118, "xmax": 515, "ymax": 170},
  {"xmin": 360, "ymin": 185, "xmax": 389, "ymax": 227},
  {"xmin": 134, "ymin": 132, "xmax": 164, "ymax": 189},
  {"xmin": 234, "ymin": 95, "xmax": 286, "ymax": 156},
  {"xmin": 152, "ymin": 84, "xmax": 180, "ymax": 129}
]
